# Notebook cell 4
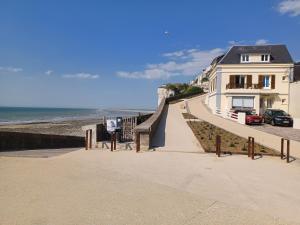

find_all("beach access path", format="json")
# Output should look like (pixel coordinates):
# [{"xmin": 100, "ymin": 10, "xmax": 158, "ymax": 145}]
[
  {"xmin": 151, "ymin": 103, "xmax": 203, "ymax": 153},
  {"xmin": 187, "ymin": 94, "xmax": 300, "ymax": 159}
]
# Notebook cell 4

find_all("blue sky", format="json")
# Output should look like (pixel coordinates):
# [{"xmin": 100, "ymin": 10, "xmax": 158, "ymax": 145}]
[{"xmin": 0, "ymin": 0, "xmax": 300, "ymax": 109}]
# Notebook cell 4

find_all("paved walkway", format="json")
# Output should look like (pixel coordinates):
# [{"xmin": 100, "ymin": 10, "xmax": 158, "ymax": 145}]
[
  {"xmin": 1, "ymin": 98, "xmax": 300, "ymax": 224},
  {"xmin": 151, "ymin": 103, "xmax": 202, "ymax": 153},
  {"xmin": 1, "ymin": 149, "xmax": 300, "ymax": 225},
  {"xmin": 0, "ymin": 148, "xmax": 80, "ymax": 158},
  {"xmin": 187, "ymin": 95, "xmax": 300, "ymax": 159}
]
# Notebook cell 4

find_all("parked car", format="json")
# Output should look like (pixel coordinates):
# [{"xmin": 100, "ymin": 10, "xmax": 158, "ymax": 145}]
[
  {"xmin": 233, "ymin": 109, "xmax": 263, "ymax": 125},
  {"xmin": 263, "ymin": 109, "xmax": 293, "ymax": 127}
]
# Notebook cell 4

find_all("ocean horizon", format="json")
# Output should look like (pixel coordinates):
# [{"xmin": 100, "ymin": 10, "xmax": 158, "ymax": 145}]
[{"xmin": 0, "ymin": 106, "xmax": 155, "ymax": 125}]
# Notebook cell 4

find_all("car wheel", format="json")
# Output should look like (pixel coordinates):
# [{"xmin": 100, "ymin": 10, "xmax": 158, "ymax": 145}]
[{"xmin": 271, "ymin": 120, "xmax": 275, "ymax": 126}]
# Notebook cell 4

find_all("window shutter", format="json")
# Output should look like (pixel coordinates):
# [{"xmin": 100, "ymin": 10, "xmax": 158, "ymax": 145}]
[
  {"xmin": 258, "ymin": 75, "xmax": 263, "ymax": 89},
  {"xmin": 271, "ymin": 75, "xmax": 275, "ymax": 89},
  {"xmin": 247, "ymin": 75, "xmax": 252, "ymax": 88},
  {"xmin": 229, "ymin": 75, "xmax": 235, "ymax": 89}
]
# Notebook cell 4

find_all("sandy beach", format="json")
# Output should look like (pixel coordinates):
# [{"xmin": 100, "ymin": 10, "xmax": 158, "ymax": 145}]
[{"xmin": 0, "ymin": 118, "xmax": 102, "ymax": 137}]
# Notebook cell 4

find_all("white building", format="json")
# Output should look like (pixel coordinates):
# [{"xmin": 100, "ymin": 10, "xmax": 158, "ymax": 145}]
[
  {"xmin": 206, "ymin": 45, "xmax": 294, "ymax": 116},
  {"xmin": 157, "ymin": 85, "xmax": 175, "ymax": 106}
]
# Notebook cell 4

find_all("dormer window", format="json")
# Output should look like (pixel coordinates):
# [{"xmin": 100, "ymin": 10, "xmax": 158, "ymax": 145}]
[
  {"xmin": 261, "ymin": 54, "xmax": 270, "ymax": 62},
  {"xmin": 241, "ymin": 54, "xmax": 249, "ymax": 63}
]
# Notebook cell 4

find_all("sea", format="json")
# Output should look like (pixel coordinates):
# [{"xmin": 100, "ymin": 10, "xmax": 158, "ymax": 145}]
[{"xmin": 0, "ymin": 107, "xmax": 154, "ymax": 125}]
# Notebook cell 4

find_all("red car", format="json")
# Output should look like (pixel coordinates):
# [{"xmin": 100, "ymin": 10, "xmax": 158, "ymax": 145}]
[{"xmin": 233, "ymin": 109, "xmax": 263, "ymax": 125}]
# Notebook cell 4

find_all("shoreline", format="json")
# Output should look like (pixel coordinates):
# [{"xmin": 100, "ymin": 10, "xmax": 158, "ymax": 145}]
[
  {"xmin": 0, "ymin": 118, "xmax": 104, "ymax": 137},
  {"xmin": 0, "ymin": 111, "xmax": 153, "ymax": 137}
]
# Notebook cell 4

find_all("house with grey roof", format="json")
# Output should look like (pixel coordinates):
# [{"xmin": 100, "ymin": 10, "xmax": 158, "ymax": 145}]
[{"xmin": 206, "ymin": 44, "xmax": 294, "ymax": 116}]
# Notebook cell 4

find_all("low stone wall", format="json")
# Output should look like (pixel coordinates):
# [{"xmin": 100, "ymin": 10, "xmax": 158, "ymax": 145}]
[
  {"xmin": 0, "ymin": 131, "xmax": 85, "ymax": 151},
  {"xmin": 134, "ymin": 98, "xmax": 166, "ymax": 150}
]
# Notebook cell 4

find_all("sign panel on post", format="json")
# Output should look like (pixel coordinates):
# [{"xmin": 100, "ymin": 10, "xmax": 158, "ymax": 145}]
[
  {"xmin": 107, "ymin": 117, "xmax": 122, "ymax": 132},
  {"xmin": 107, "ymin": 119, "xmax": 117, "ymax": 132}
]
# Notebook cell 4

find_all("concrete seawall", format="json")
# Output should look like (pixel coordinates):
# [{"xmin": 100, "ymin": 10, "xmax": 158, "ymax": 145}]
[{"xmin": 0, "ymin": 131, "xmax": 85, "ymax": 151}]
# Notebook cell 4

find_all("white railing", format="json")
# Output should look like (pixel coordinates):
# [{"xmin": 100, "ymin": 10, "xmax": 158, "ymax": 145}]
[
  {"xmin": 214, "ymin": 108, "xmax": 246, "ymax": 125},
  {"xmin": 224, "ymin": 110, "xmax": 246, "ymax": 125},
  {"xmin": 226, "ymin": 110, "xmax": 238, "ymax": 120}
]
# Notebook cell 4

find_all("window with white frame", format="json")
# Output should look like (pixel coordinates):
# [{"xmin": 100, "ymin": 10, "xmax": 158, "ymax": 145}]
[
  {"xmin": 232, "ymin": 97, "xmax": 254, "ymax": 109},
  {"xmin": 261, "ymin": 54, "xmax": 270, "ymax": 62},
  {"xmin": 241, "ymin": 54, "xmax": 249, "ymax": 63},
  {"xmin": 262, "ymin": 75, "xmax": 271, "ymax": 89}
]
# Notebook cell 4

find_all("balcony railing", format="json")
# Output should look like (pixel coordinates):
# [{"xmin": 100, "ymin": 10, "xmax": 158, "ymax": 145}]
[{"xmin": 226, "ymin": 83, "xmax": 262, "ymax": 89}]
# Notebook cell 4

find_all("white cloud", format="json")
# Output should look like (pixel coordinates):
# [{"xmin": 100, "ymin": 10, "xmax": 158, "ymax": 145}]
[
  {"xmin": 0, "ymin": 66, "xmax": 23, "ymax": 73},
  {"xmin": 163, "ymin": 50, "xmax": 185, "ymax": 58},
  {"xmin": 228, "ymin": 40, "xmax": 246, "ymax": 46},
  {"xmin": 117, "ymin": 48, "xmax": 224, "ymax": 80},
  {"xmin": 255, "ymin": 39, "xmax": 269, "ymax": 45},
  {"xmin": 45, "ymin": 70, "xmax": 53, "ymax": 75},
  {"xmin": 278, "ymin": 0, "xmax": 300, "ymax": 16},
  {"xmin": 62, "ymin": 73, "xmax": 99, "ymax": 79}
]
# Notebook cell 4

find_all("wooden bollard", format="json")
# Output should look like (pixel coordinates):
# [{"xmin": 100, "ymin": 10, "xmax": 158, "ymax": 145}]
[
  {"xmin": 281, "ymin": 138, "xmax": 284, "ymax": 159},
  {"xmin": 113, "ymin": 132, "xmax": 117, "ymax": 150},
  {"xmin": 281, "ymin": 138, "xmax": 291, "ymax": 163},
  {"xmin": 216, "ymin": 135, "xmax": 221, "ymax": 157},
  {"xmin": 136, "ymin": 132, "xmax": 140, "ymax": 153},
  {"xmin": 89, "ymin": 130, "xmax": 92, "ymax": 149},
  {"xmin": 287, "ymin": 140, "xmax": 290, "ymax": 163},
  {"xmin": 85, "ymin": 130, "xmax": 89, "ymax": 150},
  {"xmin": 247, "ymin": 137, "xmax": 251, "ymax": 157},
  {"xmin": 251, "ymin": 138, "xmax": 253, "ymax": 157},
  {"xmin": 248, "ymin": 137, "xmax": 254, "ymax": 159},
  {"xmin": 110, "ymin": 133, "xmax": 114, "ymax": 151}
]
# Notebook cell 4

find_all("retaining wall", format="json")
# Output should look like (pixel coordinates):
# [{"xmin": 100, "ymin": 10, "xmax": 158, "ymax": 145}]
[
  {"xmin": 0, "ymin": 131, "xmax": 85, "ymax": 151},
  {"xmin": 134, "ymin": 98, "xmax": 166, "ymax": 150}
]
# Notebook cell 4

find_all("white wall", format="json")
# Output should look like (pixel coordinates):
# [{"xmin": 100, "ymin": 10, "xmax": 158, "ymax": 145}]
[{"xmin": 289, "ymin": 82, "xmax": 300, "ymax": 118}]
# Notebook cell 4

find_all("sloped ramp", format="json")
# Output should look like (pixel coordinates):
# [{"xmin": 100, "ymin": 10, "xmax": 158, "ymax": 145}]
[{"xmin": 151, "ymin": 102, "xmax": 203, "ymax": 153}]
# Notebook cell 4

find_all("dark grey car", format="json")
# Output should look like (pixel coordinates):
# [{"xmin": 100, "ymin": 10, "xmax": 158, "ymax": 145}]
[{"xmin": 263, "ymin": 109, "xmax": 293, "ymax": 127}]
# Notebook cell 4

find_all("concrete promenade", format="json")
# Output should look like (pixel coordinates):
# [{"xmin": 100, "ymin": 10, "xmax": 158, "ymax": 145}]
[
  {"xmin": 1, "ymin": 98, "xmax": 300, "ymax": 224},
  {"xmin": 1, "ymin": 149, "xmax": 300, "ymax": 225},
  {"xmin": 187, "ymin": 94, "xmax": 300, "ymax": 159}
]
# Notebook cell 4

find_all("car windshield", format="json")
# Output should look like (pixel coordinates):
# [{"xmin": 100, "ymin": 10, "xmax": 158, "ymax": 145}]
[
  {"xmin": 273, "ymin": 111, "xmax": 288, "ymax": 117},
  {"xmin": 245, "ymin": 111, "xmax": 255, "ymax": 115}
]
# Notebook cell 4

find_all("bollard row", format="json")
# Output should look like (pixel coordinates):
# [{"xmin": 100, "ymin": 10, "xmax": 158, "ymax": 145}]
[{"xmin": 214, "ymin": 135, "xmax": 291, "ymax": 164}]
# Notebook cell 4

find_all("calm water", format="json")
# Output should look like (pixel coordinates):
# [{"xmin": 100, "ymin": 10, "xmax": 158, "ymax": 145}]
[{"xmin": 0, "ymin": 107, "xmax": 153, "ymax": 124}]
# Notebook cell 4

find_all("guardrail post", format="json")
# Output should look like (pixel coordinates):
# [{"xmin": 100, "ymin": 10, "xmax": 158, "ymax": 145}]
[{"xmin": 216, "ymin": 135, "xmax": 221, "ymax": 157}]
